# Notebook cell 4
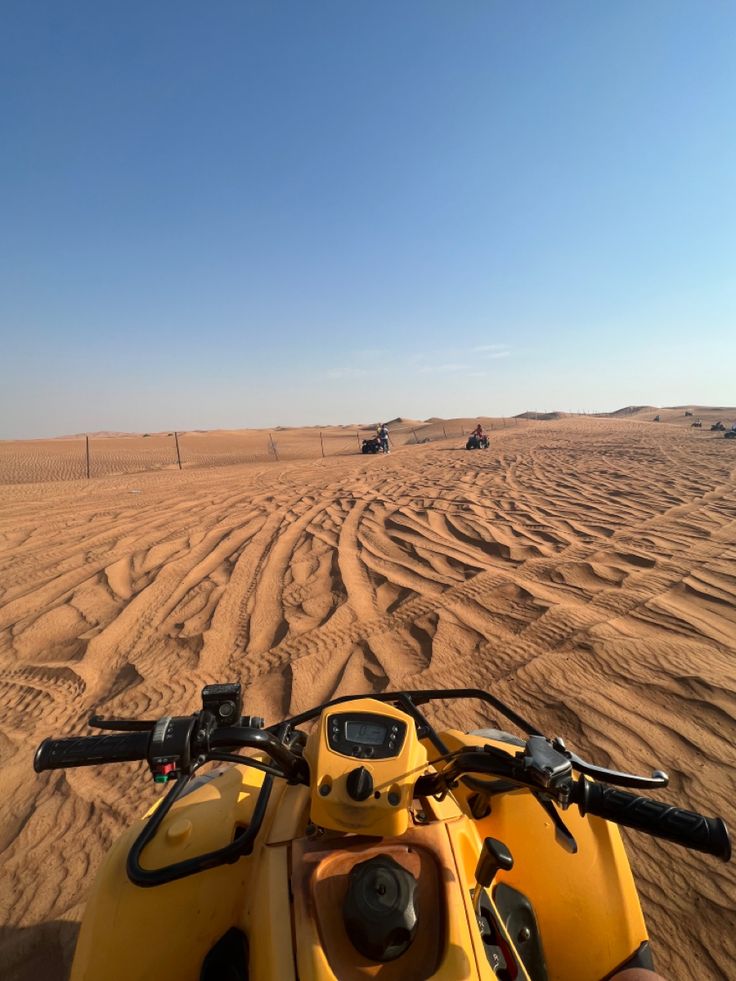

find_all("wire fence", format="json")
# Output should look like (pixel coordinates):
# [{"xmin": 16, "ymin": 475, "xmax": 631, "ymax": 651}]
[{"xmin": 0, "ymin": 418, "xmax": 527, "ymax": 485}]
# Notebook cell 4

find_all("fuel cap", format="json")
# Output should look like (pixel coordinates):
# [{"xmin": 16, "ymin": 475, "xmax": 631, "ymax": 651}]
[{"xmin": 343, "ymin": 854, "xmax": 418, "ymax": 961}]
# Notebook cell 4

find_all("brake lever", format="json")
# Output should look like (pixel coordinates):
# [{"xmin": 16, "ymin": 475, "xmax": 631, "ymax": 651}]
[{"xmin": 551, "ymin": 737, "xmax": 669, "ymax": 790}]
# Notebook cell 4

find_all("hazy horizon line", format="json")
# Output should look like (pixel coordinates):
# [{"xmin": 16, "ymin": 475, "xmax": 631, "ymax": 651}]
[{"xmin": 4, "ymin": 402, "xmax": 735, "ymax": 442}]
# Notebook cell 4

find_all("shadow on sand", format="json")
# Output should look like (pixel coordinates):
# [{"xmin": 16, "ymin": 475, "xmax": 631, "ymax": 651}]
[{"xmin": 0, "ymin": 920, "xmax": 79, "ymax": 981}]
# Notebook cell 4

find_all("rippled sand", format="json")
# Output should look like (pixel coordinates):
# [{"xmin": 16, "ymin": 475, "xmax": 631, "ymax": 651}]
[{"xmin": 1, "ymin": 415, "xmax": 734, "ymax": 979}]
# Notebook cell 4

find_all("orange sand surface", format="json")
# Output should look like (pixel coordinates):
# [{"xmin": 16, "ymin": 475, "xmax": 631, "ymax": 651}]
[
  {"xmin": 0, "ymin": 417, "xmax": 523, "ymax": 484},
  {"xmin": 1, "ymin": 415, "xmax": 735, "ymax": 979}
]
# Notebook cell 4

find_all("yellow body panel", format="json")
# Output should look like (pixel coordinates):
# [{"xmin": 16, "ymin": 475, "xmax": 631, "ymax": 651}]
[
  {"xmin": 244, "ymin": 844, "xmax": 295, "ymax": 980},
  {"xmin": 69, "ymin": 713, "xmax": 649, "ymax": 981},
  {"xmin": 71, "ymin": 764, "xmax": 270, "ymax": 981},
  {"xmin": 440, "ymin": 729, "xmax": 648, "ymax": 980}
]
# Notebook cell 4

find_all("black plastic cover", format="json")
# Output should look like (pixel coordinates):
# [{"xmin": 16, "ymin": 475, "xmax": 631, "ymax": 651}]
[
  {"xmin": 200, "ymin": 927, "xmax": 249, "ymax": 981},
  {"xmin": 494, "ymin": 882, "xmax": 548, "ymax": 980},
  {"xmin": 601, "ymin": 941, "xmax": 654, "ymax": 980}
]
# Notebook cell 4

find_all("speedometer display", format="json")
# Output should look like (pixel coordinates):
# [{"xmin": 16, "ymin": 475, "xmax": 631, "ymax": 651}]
[
  {"xmin": 327, "ymin": 711, "xmax": 407, "ymax": 759},
  {"xmin": 345, "ymin": 721, "xmax": 386, "ymax": 745}
]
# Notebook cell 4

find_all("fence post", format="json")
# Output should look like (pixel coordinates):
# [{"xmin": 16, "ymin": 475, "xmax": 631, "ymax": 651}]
[
  {"xmin": 269, "ymin": 434, "xmax": 279, "ymax": 461},
  {"xmin": 412, "ymin": 429, "xmax": 419, "ymax": 444},
  {"xmin": 442, "ymin": 424, "xmax": 447, "ymax": 439},
  {"xmin": 356, "ymin": 431, "xmax": 361, "ymax": 450},
  {"xmin": 174, "ymin": 432, "xmax": 182, "ymax": 470},
  {"xmin": 85, "ymin": 434, "xmax": 90, "ymax": 479},
  {"xmin": 320, "ymin": 432, "xmax": 325, "ymax": 458}
]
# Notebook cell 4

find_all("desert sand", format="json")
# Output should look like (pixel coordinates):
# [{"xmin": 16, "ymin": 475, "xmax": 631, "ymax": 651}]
[
  {"xmin": 0, "ymin": 417, "xmax": 521, "ymax": 485},
  {"xmin": 1, "ymin": 412, "xmax": 735, "ymax": 979}
]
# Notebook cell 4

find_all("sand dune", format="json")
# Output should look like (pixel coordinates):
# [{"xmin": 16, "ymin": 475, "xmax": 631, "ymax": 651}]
[
  {"xmin": 1, "ymin": 416, "xmax": 735, "ymax": 979},
  {"xmin": 0, "ymin": 417, "xmax": 528, "ymax": 485}
]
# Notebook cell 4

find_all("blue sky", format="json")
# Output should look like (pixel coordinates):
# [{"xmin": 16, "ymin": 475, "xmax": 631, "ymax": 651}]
[{"xmin": 2, "ymin": 1, "xmax": 734, "ymax": 438}]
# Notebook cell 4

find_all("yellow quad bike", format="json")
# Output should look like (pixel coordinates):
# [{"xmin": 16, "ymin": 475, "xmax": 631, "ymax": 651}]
[{"xmin": 34, "ymin": 684, "xmax": 731, "ymax": 981}]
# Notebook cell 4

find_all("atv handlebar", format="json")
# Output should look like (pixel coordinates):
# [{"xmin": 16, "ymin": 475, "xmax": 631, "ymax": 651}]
[
  {"xmin": 574, "ymin": 779, "xmax": 731, "ymax": 862},
  {"xmin": 415, "ymin": 742, "xmax": 731, "ymax": 861},
  {"xmin": 34, "ymin": 733, "xmax": 151, "ymax": 771},
  {"xmin": 32, "ymin": 686, "xmax": 731, "ymax": 866},
  {"xmin": 210, "ymin": 727, "xmax": 307, "ymax": 781},
  {"xmin": 33, "ymin": 724, "xmax": 307, "ymax": 783}
]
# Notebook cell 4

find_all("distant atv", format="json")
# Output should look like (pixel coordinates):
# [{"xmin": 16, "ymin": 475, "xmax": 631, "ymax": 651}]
[
  {"xmin": 465, "ymin": 433, "xmax": 489, "ymax": 450},
  {"xmin": 711, "ymin": 422, "xmax": 726, "ymax": 432},
  {"xmin": 691, "ymin": 420, "xmax": 702, "ymax": 428},
  {"xmin": 361, "ymin": 436, "xmax": 382, "ymax": 454},
  {"xmin": 725, "ymin": 431, "xmax": 736, "ymax": 440}
]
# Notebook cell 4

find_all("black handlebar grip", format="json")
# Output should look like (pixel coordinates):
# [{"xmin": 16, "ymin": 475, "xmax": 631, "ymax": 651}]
[
  {"xmin": 577, "ymin": 779, "xmax": 731, "ymax": 861},
  {"xmin": 34, "ymin": 732, "xmax": 151, "ymax": 772}
]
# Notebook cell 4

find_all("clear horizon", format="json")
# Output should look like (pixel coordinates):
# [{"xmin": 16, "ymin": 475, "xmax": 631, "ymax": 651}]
[
  {"xmin": 4, "ymin": 402, "xmax": 735, "ymax": 442},
  {"xmin": 3, "ymin": 2, "xmax": 735, "ymax": 440}
]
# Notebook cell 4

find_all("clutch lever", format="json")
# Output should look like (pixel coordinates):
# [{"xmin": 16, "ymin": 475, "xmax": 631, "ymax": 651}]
[{"xmin": 89, "ymin": 714, "xmax": 158, "ymax": 732}]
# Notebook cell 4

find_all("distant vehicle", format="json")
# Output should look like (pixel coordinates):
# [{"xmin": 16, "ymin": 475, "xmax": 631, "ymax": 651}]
[
  {"xmin": 691, "ymin": 420, "xmax": 702, "ymax": 428},
  {"xmin": 466, "ymin": 433, "xmax": 489, "ymax": 450},
  {"xmin": 685, "ymin": 410, "xmax": 693, "ymax": 417},
  {"xmin": 653, "ymin": 415, "xmax": 661, "ymax": 422},
  {"xmin": 724, "ymin": 431, "xmax": 736, "ymax": 440},
  {"xmin": 361, "ymin": 436, "xmax": 383, "ymax": 454},
  {"xmin": 711, "ymin": 422, "xmax": 726, "ymax": 432}
]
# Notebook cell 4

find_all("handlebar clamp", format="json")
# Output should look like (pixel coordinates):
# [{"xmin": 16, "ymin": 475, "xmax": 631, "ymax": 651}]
[{"xmin": 517, "ymin": 736, "xmax": 573, "ymax": 791}]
